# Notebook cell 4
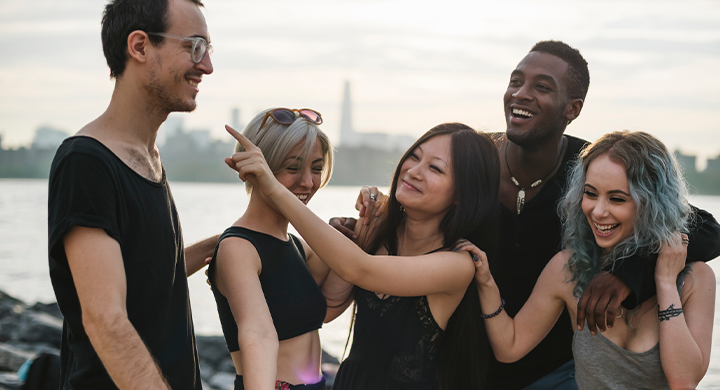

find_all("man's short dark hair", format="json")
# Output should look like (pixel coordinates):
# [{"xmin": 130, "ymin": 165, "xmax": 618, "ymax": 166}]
[
  {"xmin": 101, "ymin": 0, "xmax": 204, "ymax": 79},
  {"xmin": 530, "ymin": 40, "xmax": 590, "ymax": 101}
]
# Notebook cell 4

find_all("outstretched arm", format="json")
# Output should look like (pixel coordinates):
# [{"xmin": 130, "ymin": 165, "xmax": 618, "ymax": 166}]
[
  {"xmin": 185, "ymin": 234, "xmax": 220, "ymax": 277},
  {"xmin": 64, "ymin": 227, "xmax": 170, "ymax": 389},
  {"xmin": 465, "ymin": 240, "xmax": 570, "ymax": 363},
  {"xmin": 224, "ymin": 126, "xmax": 473, "ymax": 298}
]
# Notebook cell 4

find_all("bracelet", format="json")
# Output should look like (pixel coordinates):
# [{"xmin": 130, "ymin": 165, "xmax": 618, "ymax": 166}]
[{"xmin": 481, "ymin": 298, "xmax": 505, "ymax": 319}]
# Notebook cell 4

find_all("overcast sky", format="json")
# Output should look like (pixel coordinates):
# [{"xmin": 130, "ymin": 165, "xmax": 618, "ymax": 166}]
[{"xmin": 1, "ymin": 0, "xmax": 719, "ymax": 165}]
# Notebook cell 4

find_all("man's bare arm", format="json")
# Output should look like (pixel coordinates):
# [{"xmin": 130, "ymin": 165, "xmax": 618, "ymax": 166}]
[
  {"xmin": 64, "ymin": 226, "xmax": 170, "ymax": 389},
  {"xmin": 185, "ymin": 234, "xmax": 220, "ymax": 277}
]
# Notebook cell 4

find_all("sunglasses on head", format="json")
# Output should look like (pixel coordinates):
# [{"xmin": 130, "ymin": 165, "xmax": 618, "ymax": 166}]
[{"xmin": 258, "ymin": 108, "xmax": 323, "ymax": 132}]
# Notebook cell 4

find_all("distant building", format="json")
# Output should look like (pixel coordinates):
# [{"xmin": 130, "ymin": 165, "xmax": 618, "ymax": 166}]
[
  {"xmin": 231, "ymin": 107, "xmax": 242, "ymax": 131},
  {"xmin": 32, "ymin": 126, "xmax": 69, "ymax": 150},
  {"xmin": 338, "ymin": 81, "xmax": 414, "ymax": 152},
  {"xmin": 706, "ymin": 154, "xmax": 720, "ymax": 173}
]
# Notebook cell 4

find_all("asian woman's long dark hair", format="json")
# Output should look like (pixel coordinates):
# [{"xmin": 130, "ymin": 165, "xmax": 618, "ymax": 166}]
[{"xmin": 361, "ymin": 122, "xmax": 500, "ymax": 389}]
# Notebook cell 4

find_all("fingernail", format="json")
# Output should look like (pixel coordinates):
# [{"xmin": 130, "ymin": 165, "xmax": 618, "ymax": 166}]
[{"xmin": 473, "ymin": 254, "xmax": 479, "ymax": 262}]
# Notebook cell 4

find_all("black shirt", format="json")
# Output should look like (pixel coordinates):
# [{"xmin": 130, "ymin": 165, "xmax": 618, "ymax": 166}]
[
  {"xmin": 209, "ymin": 226, "xmax": 326, "ymax": 351},
  {"xmin": 489, "ymin": 135, "xmax": 586, "ymax": 389},
  {"xmin": 48, "ymin": 137, "xmax": 201, "ymax": 389}
]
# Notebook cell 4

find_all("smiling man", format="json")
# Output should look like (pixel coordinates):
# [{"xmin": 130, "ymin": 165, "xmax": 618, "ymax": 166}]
[{"xmin": 47, "ymin": 0, "xmax": 216, "ymax": 388}]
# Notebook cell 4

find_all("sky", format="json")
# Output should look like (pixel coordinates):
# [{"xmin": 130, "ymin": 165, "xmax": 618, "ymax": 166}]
[{"xmin": 1, "ymin": 0, "xmax": 719, "ymax": 167}]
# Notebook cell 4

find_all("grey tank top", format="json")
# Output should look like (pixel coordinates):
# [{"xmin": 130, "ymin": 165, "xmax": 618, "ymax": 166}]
[
  {"xmin": 572, "ymin": 328, "xmax": 669, "ymax": 389},
  {"xmin": 572, "ymin": 266, "xmax": 692, "ymax": 390}
]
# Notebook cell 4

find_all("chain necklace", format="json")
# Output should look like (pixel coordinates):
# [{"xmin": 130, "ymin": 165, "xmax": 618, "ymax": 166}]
[{"xmin": 505, "ymin": 137, "xmax": 566, "ymax": 215}]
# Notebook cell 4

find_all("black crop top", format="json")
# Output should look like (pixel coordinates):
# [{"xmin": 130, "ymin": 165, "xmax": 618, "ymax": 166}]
[{"xmin": 209, "ymin": 226, "xmax": 327, "ymax": 352}]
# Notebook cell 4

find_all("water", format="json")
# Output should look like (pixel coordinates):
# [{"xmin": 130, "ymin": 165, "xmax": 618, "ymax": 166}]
[{"xmin": 1, "ymin": 178, "xmax": 719, "ymax": 388}]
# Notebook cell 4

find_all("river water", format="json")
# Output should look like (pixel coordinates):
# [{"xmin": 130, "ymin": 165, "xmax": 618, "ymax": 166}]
[{"xmin": 1, "ymin": 179, "xmax": 718, "ymax": 388}]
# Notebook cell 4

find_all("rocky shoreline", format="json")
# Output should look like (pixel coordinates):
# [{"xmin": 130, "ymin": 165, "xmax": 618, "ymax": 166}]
[{"xmin": 0, "ymin": 290, "xmax": 339, "ymax": 389}]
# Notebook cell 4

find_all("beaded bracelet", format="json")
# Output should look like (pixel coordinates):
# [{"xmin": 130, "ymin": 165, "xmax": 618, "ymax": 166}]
[{"xmin": 481, "ymin": 298, "xmax": 505, "ymax": 319}]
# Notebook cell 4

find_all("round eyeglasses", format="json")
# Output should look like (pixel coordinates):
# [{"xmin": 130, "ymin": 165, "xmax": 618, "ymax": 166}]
[{"xmin": 147, "ymin": 32, "xmax": 213, "ymax": 64}]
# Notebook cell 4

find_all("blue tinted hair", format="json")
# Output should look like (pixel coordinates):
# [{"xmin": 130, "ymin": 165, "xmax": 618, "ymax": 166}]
[{"xmin": 559, "ymin": 131, "xmax": 692, "ymax": 297}]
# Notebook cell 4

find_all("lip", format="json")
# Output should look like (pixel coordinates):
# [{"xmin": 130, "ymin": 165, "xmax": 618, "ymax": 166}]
[
  {"xmin": 591, "ymin": 221, "xmax": 620, "ymax": 238},
  {"xmin": 293, "ymin": 193, "xmax": 311, "ymax": 205},
  {"xmin": 185, "ymin": 76, "xmax": 202, "ymax": 92},
  {"xmin": 401, "ymin": 179, "xmax": 421, "ymax": 193},
  {"xmin": 508, "ymin": 104, "xmax": 536, "ymax": 125}
]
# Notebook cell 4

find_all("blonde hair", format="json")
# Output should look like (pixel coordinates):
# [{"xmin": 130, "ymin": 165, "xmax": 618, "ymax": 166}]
[{"xmin": 236, "ymin": 108, "xmax": 333, "ymax": 193}]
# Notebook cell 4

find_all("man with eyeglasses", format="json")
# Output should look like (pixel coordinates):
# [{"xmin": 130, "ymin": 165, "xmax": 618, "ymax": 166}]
[{"xmin": 47, "ymin": 0, "xmax": 216, "ymax": 388}]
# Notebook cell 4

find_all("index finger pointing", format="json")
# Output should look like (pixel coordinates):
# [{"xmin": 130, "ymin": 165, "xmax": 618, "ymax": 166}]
[{"xmin": 225, "ymin": 125, "xmax": 256, "ymax": 151}]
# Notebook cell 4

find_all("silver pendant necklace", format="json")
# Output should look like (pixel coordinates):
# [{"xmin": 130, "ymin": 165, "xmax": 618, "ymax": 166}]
[{"xmin": 504, "ymin": 137, "xmax": 566, "ymax": 215}]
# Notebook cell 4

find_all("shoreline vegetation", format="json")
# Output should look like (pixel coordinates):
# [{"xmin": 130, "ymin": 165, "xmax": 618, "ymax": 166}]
[
  {"xmin": 0, "ymin": 290, "xmax": 340, "ymax": 390},
  {"xmin": 2, "ymin": 132, "xmax": 720, "ymax": 193}
]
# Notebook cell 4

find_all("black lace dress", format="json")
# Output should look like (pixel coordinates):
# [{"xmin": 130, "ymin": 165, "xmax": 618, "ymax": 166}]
[{"xmin": 332, "ymin": 287, "xmax": 444, "ymax": 390}]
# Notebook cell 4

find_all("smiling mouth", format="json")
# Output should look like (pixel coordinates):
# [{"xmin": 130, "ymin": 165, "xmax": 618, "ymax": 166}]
[
  {"xmin": 186, "ymin": 79, "xmax": 199, "ymax": 87},
  {"xmin": 295, "ymin": 194, "xmax": 309, "ymax": 204},
  {"xmin": 512, "ymin": 108, "xmax": 533, "ymax": 119},
  {"xmin": 594, "ymin": 222, "xmax": 619, "ymax": 236},
  {"xmin": 402, "ymin": 180, "xmax": 420, "ymax": 192}
]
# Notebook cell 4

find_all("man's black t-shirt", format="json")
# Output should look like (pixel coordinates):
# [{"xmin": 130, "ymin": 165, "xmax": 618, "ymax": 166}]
[
  {"xmin": 489, "ymin": 135, "xmax": 587, "ymax": 389},
  {"xmin": 48, "ymin": 136, "xmax": 201, "ymax": 389}
]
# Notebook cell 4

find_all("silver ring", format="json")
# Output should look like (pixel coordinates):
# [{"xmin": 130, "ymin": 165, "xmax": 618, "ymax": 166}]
[{"xmin": 369, "ymin": 194, "xmax": 377, "ymax": 201}]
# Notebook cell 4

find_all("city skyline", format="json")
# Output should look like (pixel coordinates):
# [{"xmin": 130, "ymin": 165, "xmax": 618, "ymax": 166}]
[{"xmin": 1, "ymin": 0, "xmax": 719, "ymax": 164}]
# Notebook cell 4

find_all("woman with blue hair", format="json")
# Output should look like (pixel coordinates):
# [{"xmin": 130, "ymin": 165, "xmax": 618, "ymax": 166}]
[{"xmin": 468, "ymin": 130, "xmax": 716, "ymax": 389}]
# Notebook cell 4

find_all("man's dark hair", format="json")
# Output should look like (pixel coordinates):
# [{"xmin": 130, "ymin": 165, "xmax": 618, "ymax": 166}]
[
  {"xmin": 530, "ymin": 40, "xmax": 590, "ymax": 101},
  {"xmin": 101, "ymin": 0, "xmax": 204, "ymax": 79}
]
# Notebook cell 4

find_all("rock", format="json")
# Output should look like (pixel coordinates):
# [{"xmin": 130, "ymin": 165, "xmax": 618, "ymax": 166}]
[
  {"xmin": 0, "ymin": 372, "xmax": 22, "ymax": 390},
  {"xmin": 6, "ymin": 311, "xmax": 62, "ymax": 350},
  {"xmin": 0, "ymin": 343, "xmax": 34, "ymax": 372},
  {"xmin": 207, "ymin": 371, "xmax": 235, "ymax": 390},
  {"xmin": 28, "ymin": 302, "xmax": 62, "ymax": 320},
  {"xmin": 0, "ymin": 291, "xmax": 25, "ymax": 321},
  {"xmin": 196, "ymin": 335, "xmax": 234, "ymax": 373}
]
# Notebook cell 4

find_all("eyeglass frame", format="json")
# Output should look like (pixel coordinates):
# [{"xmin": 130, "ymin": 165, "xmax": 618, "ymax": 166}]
[
  {"xmin": 258, "ymin": 108, "xmax": 323, "ymax": 132},
  {"xmin": 146, "ymin": 32, "xmax": 213, "ymax": 64}
]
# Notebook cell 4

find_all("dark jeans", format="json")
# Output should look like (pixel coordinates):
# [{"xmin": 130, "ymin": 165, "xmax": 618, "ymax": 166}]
[{"xmin": 522, "ymin": 359, "xmax": 577, "ymax": 390}]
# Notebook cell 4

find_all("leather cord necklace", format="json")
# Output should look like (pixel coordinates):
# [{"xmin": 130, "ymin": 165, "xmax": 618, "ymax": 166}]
[{"xmin": 505, "ymin": 137, "xmax": 566, "ymax": 215}]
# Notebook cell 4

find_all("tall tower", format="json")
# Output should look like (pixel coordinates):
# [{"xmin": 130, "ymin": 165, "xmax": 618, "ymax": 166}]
[
  {"xmin": 340, "ymin": 80, "xmax": 356, "ymax": 146},
  {"xmin": 231, "ymin": 107, "xmax": 241, "ymax": 131}
]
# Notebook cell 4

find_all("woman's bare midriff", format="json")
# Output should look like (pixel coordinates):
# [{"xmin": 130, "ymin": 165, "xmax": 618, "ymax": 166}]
[{"xmin": 230, "ymin": 330, "xmax": 323, "ymax": 385}]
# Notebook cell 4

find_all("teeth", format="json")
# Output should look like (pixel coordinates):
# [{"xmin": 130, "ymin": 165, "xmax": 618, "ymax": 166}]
[
  {"xmin": 512, "ymin": 108, "xmax": 533, "ymax": 118},
  {"xmin": 296, "ymin": 194, "xmax": 308, "ymax": 200},
  {"xmin": 594, "ymin": 222, "xmax": 618, "ymax": 232},
  {"xmin": 187, "ymin": 79, "xmax": 198, "ymax": 87}
]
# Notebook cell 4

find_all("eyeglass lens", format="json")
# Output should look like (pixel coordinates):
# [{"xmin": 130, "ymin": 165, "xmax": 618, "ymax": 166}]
[{"xmin": 192, "ymin": 39, "xmax": 208, "ymax": 63}]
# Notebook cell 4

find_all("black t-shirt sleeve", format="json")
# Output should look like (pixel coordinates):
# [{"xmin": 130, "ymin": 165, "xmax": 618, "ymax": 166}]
[
  {"xmin": 607, "ymin": 205, "xmax": 720, "ymax": 309},
  {"xmin": 48, "ymin": 152, "xmax": 121, "ymax": 268}
]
